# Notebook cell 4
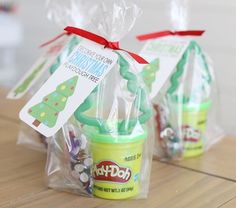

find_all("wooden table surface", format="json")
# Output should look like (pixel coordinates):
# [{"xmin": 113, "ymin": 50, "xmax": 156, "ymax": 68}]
[{"xmin": 0, "ymin": 89, "xmax": 235, "ymax": 208}]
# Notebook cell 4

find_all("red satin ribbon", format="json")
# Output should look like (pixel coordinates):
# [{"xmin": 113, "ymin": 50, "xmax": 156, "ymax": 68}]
[
  {"xmin": 136, "ymin": 30, "xmax": 205, "ymax": 41},
  {"xmin": 40, "ymin": 31, "xmax": 69, "ymax": 48},
  {"xmin": 64, "ymin": 26, "xmax": 148, "ymax": 64}
]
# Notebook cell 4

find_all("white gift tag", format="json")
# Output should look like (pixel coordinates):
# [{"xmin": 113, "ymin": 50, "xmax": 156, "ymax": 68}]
[
  {"xmin": 20, "ymin": 39, "xmax": 118, "ymax": 137},
  {"xmin": 139, "ymin": 37, "xmax": 190, "ymax": 99},
  {"xmin": 7, "ymin": 35, "xmax": 72, "ymax": 99}
]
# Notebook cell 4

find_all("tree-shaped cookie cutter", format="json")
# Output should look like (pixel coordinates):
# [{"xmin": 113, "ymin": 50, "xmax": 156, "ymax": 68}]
[
  {"xmin": 166, "ymin": 41, "xmax": 212, "ymax": 103},
  {"xmin": 49, "ymin": 36, "xmax": 81, "ymax": 74},
  {"xmin": 74, "ymin": 53, "xmax": 152, "ymax": 135},
  {"xmin": 141, "ymin": 58, "xmax": 159, "ymax": 91}
]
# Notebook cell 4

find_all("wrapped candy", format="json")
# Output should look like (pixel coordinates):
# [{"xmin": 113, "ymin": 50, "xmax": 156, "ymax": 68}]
[
  {"xmin": 46, "ymin": 120, "xmax": 93, "ymax": 196},
  {"xmin": 45, "ymin": 0, "xmax": 154, "ymax": 200}
]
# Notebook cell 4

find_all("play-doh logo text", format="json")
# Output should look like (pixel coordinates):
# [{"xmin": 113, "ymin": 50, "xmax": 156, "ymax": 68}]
[
  {"xmin": 182, "ymin": 125, "xmax": 201, "ymax": 142},
  {"xmin": 93, "ymin": 161, "xmax": 131, "ymax": 183}
]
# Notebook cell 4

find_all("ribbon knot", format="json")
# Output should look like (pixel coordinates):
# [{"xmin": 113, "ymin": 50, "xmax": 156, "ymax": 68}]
[
  {"xmin": 104, "ymin": 41, "xmax": 119, "ymax": 49},
  {"xmin": 64, "ymin": 26, "xmax": 148, "ymax": 64}
]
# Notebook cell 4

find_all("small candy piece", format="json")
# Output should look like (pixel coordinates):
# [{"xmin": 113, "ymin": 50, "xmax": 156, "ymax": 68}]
[
  {"xmin": 74, "ymin": 164, "xmax": 85, "ymax": 173},
  {"xmin": 166, "ymin": 142, "xmax": 182, "ymax": 159},
  {"xmin": 160, "ymin": 126, "xmax": 182, "ymax": 159},
  {"xmin": 83, "ymin": 178, "xmax": 93, "ymax": 194},
  {"xmin": 69, "ymin": 130, "xmax": 75, "ymax": 139},
  {"xmin": 86, "ymin": 186, "xmax": 93, "ymax": 195},
  {"xmin": 161, "ymin": 127, "xmax": 173, "ymax": 140},
  {"xmin": 80, "ymin": 134, "xmax": 87, "ymax": 150},
  {"xmin": 80, "ymin": 172, "xmax": 89, "ymax": 183},
  {"xmin": 70, "ymin": 147, "xmax": 80, "ymax": 157},
  {"xmin": 84, "ymin": 157, "xmax": 93, "ymax": 166},
  {"xmin": 77, "ymin": 150, "xmax": 87, "ymax": 160},
  {"xmin": 67, "ymin": 129, "xmax": 92, "ymax": 194},
  {"xmin": 74, "ymin": 137, "xmax": 82, "ymax": 147}
]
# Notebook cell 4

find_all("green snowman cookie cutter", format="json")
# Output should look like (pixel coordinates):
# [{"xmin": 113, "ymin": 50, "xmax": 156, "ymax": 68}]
[
  {"xmin": 167, "ymin": 41, "xmax": 212, "ymax": 103},
  {"xmin": 74, "ymin": 52, "xmax": 152, "ymax": 135}
]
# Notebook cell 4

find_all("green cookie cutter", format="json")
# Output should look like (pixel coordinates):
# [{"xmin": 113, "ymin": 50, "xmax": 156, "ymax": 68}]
[
  {"xmin": 141, "ymin": 58, "xmax": 159, "ymax": 91},
  {"xmin": 49, "ymin": 36, "xmax": 81, "ymax": 74},
  {"xmin": 167, "ymin": 41, "xmax": 212, "ymax": 103},
  {"xmin": 74, "ymin": 52, "xmax": 152, "ymax": 135}
]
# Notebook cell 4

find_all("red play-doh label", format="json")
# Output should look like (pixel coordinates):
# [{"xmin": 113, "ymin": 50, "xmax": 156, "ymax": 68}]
[
  {"xmin": 93, "ymin": 161, "xmax": 131, "ymax": 183},
  {"xmin": 182, "ymin": 125, "xmax": 201, "ymax": 142}
]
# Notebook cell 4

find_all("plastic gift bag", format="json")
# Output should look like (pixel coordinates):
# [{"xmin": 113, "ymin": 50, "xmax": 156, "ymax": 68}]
[
  {"xmin": 46, "ymin": 0, "xmax": 95, "ymax": 29},
  {"xmin": 46, "ymin": 119, "xmax": 94, "ymax": 196},
  {"xmin": 135, "ymin": 0, "xmax": 224, "ymax": 161},
  {"xmin": 17, "ymin": 123, "xmax": 48, "ymax": 152},
  {"xmin": 46, "ymin": 0, "xmax": 154, "ymax": 199},
  {"xmin": 15, "ymin": 0, "xmax": 94, "ymax": 152},
  {"xmin": 138, "ymin": 33, "xmax": 224, "ymax": 161}
]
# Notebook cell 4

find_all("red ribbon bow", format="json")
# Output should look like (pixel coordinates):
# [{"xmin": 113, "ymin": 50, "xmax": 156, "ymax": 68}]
[
  {"xmin": 40, "ymin": 26, "xmax": 148, "ymax": 64},
  {"xmin": 136, "ymin": 30, "xmax": 205, "ymax": 41},
  {"xmin": 64, "ymin": 26, "xmax": 148, "ymax": 64}
]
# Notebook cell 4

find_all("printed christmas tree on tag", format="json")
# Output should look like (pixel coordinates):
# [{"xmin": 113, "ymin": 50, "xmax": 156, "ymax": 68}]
[
  {"xmin": 20, "ymin": 39, "xmax": 118, "ymax": 137},
  {"xmin": 28, "ymin": 76, "xmax": 78, "ymax": 128},
  {"xmin": 14, "ymin": 61, "xmax": 46, "ymax": 96}
]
